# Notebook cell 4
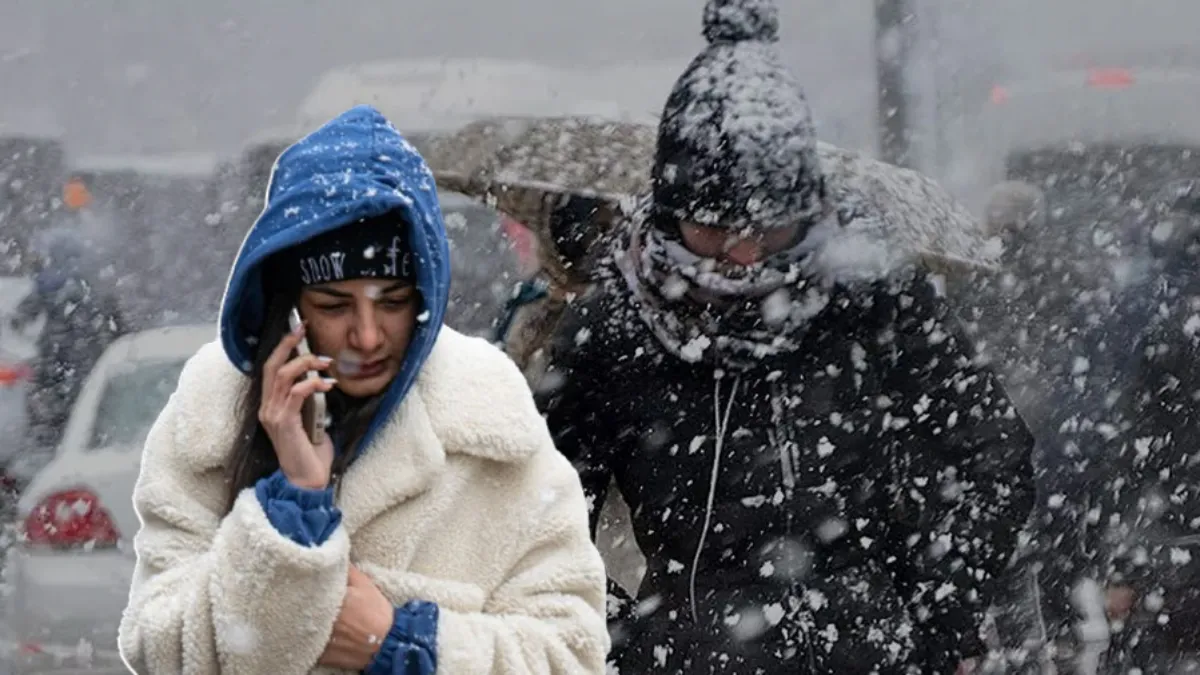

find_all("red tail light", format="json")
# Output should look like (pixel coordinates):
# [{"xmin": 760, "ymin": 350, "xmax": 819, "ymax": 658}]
[
  {"xmin": 21, "ymin": 489, "xmax": 120, "ymax": 550},
  {"xmin": 0, "ymin": 363, "xmax": 32, "ymax": 387},
  {"xmin": 1088, "ymin": 68, "xmax": 1134, "ymax": 89}
]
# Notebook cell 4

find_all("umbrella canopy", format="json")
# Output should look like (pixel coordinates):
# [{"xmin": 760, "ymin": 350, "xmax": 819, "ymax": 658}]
[
  {"xmin": 415, "ymin": 115, "xmax": 1000, "ymax": 285},
  {"xmin": 412, "ymin": 117, "xmax": 648, "ymax": 286}
]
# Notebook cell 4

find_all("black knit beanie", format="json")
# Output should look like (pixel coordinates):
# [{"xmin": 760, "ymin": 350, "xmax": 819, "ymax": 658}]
[
  {"xmin": 652, "ymin": 0, "xmax": 824, "ymax": 232},
  {"xmin": 268, "ymin": 212, "xmax": 415, "ymax": 289}
]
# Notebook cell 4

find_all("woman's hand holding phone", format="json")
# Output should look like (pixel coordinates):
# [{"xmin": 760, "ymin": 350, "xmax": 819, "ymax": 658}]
[{"xmin": 259, "ymin": 322, "xmax": 337, "ymax": 490}]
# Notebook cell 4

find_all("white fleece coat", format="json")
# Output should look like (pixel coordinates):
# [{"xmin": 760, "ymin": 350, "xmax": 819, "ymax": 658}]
[{"xmin": 117, "ymin": 328, "xmax": 610, "ymax": 675}]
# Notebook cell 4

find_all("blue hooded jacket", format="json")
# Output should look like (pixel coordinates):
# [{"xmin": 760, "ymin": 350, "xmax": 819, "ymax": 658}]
[{"xmin": 218, "ymin": 105, "xmax": 447, "ymax": 674}]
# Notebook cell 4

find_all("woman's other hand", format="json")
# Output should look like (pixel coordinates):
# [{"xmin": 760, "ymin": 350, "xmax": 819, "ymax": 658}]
[
  {"xmin": 259, "ymin": 321, "xmax": 336, "ymax": 489},
  {"xmin": 319, "ymin": 565, "xmax": 396, "ymax": 670}
]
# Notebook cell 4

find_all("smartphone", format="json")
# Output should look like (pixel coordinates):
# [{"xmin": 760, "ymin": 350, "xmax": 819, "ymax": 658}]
[{"xmin": 288, "ymin": 308, "xmax": 328, "ymax": 445}]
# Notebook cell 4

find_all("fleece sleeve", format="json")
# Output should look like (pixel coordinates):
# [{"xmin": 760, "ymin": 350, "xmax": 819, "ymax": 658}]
[
  {"xmin": 879, "ymin": 272, "xmax": 1036, "ymax": 668},
  {"xmin": 428, "ymin": 451, "xmax": 610, "ymax": 674},
  {"xmin": 117, "ymin": 395, "xmax": 350, "ymax": 675},
  {"xmin": 255, "ymin": 469, "xmax": 342, "ymax": 547}
]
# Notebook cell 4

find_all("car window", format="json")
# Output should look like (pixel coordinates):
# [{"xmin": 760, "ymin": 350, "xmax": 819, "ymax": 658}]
[
  {"xmin": 88, "ymin": 360, "xmax": 186, "ymax": 450},
  {"xmin": 439, "ymin": 193, "xmax": 525, "ymax": 338}
]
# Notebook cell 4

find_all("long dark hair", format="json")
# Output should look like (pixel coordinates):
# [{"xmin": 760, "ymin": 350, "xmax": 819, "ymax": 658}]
[{"xmin": 223, "ymin": 283, "xmax": 386, "ymax": 512}]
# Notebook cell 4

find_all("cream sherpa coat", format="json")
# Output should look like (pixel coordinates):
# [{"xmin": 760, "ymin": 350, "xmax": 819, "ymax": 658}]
[{"xmin": 117, "ymin": 328, "xmax": 610, "ymax": 674}]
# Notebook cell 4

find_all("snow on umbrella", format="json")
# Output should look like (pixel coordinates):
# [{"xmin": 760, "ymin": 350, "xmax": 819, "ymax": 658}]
[
  {"xmin": 416, "ymin": 115, "xmax": 1001, "ymax": 286},
  {"xmin": 416, "ymin": 115, "xmax": 1004, "ymax": 385},
  {"xmin": 412, "ymin": 116, "xmax": 651, "ymax": 287},
  {"xmin": 815, "ymin": 142, "xmax": 1002, "ymax": 276}
]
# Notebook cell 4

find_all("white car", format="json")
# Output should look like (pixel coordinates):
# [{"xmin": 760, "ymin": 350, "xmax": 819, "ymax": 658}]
[{"xmin": 4, "ymin": 323, "xmax": 212, "ymax": 674}]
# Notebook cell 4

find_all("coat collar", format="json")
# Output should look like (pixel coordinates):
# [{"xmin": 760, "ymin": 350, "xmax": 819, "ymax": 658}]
[
  {"xmin": 338, "ymin": 328, "xmax": 547, "ymax": 532},
  {"xmin": 414, "ymin": 327, "xmax": 549, "ymax": 462},
  {"xmin": 175, "ymin": 328, "xmax": 547, "ymax": 533}
]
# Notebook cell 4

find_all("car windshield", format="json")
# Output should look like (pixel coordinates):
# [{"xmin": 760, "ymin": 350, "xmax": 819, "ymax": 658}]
[{"xmin": 88, "ymin": 359, "xmax": 186, "ymax": 450}]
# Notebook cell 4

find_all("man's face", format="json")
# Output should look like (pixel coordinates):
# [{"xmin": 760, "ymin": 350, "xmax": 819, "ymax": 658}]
[{"xmin": 678, "ymin": 221, "xmax": 801, "ymax": 267}]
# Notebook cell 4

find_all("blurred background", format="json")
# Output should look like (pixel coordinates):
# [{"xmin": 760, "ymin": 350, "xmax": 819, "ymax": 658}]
[{"xmin": 3, "ymin": 1, "xmax": 1200, "ymax": 672}]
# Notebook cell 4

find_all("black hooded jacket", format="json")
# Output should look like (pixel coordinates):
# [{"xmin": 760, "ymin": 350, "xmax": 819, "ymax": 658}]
[
  {"xmin": 537, "ymin": 256, "xmax": 1036, "ymax": 674},
  {"xmin": 1073, "ymin": 272, "xmax": 1200, "ymax": 671},
  {"xmin": 967, "ymin": 176, "xmax": 1200, "ymax": 654}
]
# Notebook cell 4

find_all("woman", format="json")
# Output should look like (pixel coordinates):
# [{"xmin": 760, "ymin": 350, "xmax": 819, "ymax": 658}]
[
  {"xmin": 535, "ymin": 1, "xmax": 1034, "ymax": 673},
  {"xmin": 117, "ymin": 105, "xmax": 609, "ymax": 675}
]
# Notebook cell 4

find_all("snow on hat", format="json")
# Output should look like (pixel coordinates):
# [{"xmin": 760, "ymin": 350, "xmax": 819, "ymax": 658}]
[{"xmin": 652, "ymin": 0, "xmax": 824, "ymax": 231}]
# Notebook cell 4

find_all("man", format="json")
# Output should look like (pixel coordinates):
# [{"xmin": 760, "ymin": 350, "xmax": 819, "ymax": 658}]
[
  {"xmin": 1085, "ymin": 184, "xmax": 1200, "ymax": 674},
  {"xmin": 535, "ymin": 0, "xmax": 1035, "ymax": 672},
  {"xmin": 12, "ymin": 232, "xmax": 125, "ymax": 458}
]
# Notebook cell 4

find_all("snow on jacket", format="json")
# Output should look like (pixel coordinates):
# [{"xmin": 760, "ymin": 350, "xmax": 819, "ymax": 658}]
[
  {"xmin": 117, "ymin": 105, "xmax": 608, "ymax": 675},
  {"xmin": 967, "ymin": 179, "xmax": 1200, "ymax": 642},
  {"xmin": 536, "ymin": 224, "xmax": 1036, "ymax": 674},
  {"xmin": 1070, "ymin": 271, "xmax": 1200, "ymax": 667}
]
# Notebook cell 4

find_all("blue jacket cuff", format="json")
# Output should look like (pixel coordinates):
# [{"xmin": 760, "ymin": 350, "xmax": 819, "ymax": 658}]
[
  {"xmin": 365, "ymin": 601, "xmax": 439, "ymax": 675},
  {"xmin": 254, "ymin": 469, "xmax": 341, "ymax": 547}
]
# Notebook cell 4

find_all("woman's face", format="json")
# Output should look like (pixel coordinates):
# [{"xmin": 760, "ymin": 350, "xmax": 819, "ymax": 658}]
[{"xmin": 297, "ymin": 278, "xmax": 420, "ymax": 398}]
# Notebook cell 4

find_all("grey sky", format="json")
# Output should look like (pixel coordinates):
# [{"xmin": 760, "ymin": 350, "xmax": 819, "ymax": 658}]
[{"xmin": 1, "ymin": 1, "xmax": 1195, "ymax": 158}]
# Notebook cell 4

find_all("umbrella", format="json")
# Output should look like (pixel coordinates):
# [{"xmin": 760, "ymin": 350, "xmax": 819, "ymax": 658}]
[
  {"xmin": 411, "ymin": 116, "xmax": 649, "ymax": 288},
  {"xmin": 414, "ymin": 115, "xmax": 1002, "ymax": 379},
  {"xmin": 415, "ymin": 115, "xmax": 1001, "ymax": 285}
]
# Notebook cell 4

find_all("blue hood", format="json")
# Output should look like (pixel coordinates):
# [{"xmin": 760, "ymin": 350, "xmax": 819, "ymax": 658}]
[{"xmin": 219, "ymin": 105, "xmax": 452, "ymax": 448}]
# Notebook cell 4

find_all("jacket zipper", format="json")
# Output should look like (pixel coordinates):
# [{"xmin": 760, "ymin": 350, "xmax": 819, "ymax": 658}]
[
  {"xmin": 689, "ymin": 373, "xmax": 741, "ymax": 624},
  {"xmin": 769, "ymin": 378, "xmax": 814, "ymax": 668}
]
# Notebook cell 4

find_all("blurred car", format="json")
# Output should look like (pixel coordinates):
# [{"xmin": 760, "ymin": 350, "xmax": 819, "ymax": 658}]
[
  {"xmin": 940, "ymin": 62, "xmax": 1200, "ymax": 210},
  {"xmin": 4, "ymin": 323, "xmax": 211, "ymax": 674}
]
